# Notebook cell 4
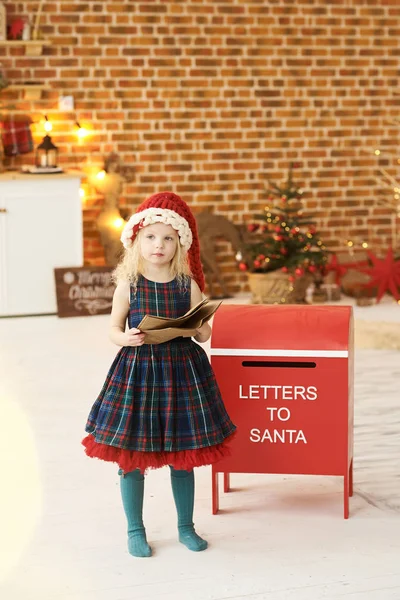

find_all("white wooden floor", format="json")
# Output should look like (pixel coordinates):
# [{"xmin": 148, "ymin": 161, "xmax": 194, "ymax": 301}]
[{"xmin": 1, "ymin": 300, "xmax": 400, "ymax": 600}]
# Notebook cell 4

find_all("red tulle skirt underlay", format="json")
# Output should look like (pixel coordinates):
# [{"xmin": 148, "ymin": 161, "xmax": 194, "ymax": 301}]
[{"xmin": 82, "ymin": 432, "xmax": 236, "ymax": 473}]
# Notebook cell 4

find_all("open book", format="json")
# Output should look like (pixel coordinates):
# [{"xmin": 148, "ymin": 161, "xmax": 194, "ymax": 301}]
[{"xmin": 137, "ymin": 298, "xmax": 222, "ymax": 344}]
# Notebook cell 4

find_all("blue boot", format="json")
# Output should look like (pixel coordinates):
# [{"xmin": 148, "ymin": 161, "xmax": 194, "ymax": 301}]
[
  {"xmin": 170, "ymin": 467, "xmax": 208, "ymax": 552},
  {"xmin": 119, "ymin": 469, "xmax": 152, "ymax": 558}
]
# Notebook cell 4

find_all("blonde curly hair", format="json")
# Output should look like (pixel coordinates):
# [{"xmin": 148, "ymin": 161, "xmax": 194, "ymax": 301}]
[{"xmin": 113, "ymin": 227, "xmax": 192, "ymax": 294}]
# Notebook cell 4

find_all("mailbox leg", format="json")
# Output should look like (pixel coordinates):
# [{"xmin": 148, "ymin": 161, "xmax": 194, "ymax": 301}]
[
  {"xmin": 344, "ymin": 473, "xmax": 349, "ymax": 519},
  {"xmin": 349, "ymin": 459, "xmax": 353, "ymax": 497},
  {"xmin": 223, "ymin": 472, "xmax": 230, "ymax": 493},
  {"xmin": 212, "ymin": 468, "xmax": 219, "ymax": 515}
]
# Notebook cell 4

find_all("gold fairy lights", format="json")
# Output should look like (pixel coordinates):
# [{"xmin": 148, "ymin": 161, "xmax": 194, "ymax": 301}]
[{"xmin": 366, "ymin": 141, "xmax": 400, "ymax": 248}]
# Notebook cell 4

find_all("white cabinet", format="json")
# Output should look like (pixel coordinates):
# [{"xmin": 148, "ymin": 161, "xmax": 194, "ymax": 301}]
[{"xmin": 0, "ymin": 173, "xmax": 83, "ymax": 316}]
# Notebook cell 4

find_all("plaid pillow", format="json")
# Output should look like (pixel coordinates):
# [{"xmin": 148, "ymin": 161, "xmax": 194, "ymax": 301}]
[{"xmin": 0, "ymin": 116, "xmax": 34, "ymax": 156}]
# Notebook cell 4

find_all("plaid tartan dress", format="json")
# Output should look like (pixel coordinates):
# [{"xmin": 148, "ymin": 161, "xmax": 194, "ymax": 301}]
[{"xmin": 82, "ymin": 275, "xmax": 236, "ymax": 472}]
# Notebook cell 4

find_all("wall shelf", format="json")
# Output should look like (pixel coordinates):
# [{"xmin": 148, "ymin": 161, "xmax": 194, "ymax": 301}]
[
  {"xmin": 0, "ymin": 39, "xmax": 51, "ymax": 56},
  {"xmin": 8, "ymin": 83, "xmax": 50, "ymax": 100}
]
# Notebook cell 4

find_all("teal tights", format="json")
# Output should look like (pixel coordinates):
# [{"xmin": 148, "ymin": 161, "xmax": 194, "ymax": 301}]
[
  {"xmin": 170, "ymin": 467, "xmax": 208, "ymax": 552},
  {"xmin": 119, "ymin": 467, "xmax": 207, "ymax": 557},
  {"xmin": 119, "ymin": 469, "xmax": 151, "ymax": 558}
]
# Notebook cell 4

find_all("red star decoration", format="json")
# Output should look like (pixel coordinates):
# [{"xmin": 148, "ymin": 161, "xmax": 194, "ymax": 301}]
[
  {"xmin": 325, "ymin": 254, "xmax": 349, "ymax": 285},
  {"xmin": 326, "ymin": 253, "xmax": 370, "ymax": 285},
  {"xmin": 360, "ymin": 248, "xmax": 400, "ymax": 303}
]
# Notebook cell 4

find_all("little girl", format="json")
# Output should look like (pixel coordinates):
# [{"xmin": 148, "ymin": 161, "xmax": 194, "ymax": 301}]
[{"xmin": 82, "ymin": 192, "xmax": 236, "ymax": 558}]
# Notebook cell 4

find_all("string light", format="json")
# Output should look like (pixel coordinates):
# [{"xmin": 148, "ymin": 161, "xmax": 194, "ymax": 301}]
[
  {"xmin": 44, "ymin": 115, "xmax": 52, "ymax": 132},
  {"xmin": 36, "ymin": 109, "xmax": 92, "ymax": 143},
  {"xmin": 76, "ymin": 121, "xmax": 88, "ymax": 139},
  {"xmin": 362, "ymin": 242, "xmax": 369, "ymax": 248},
  {"xmin": 96, "ymin": 170, "xmax": 106, "ymax": 180},
  {"xmin": 112, "ymin": 217, "xmax": 125, "ymax": 229},
  {"xmin": 79, "ymin": 187, "xmax": 87, "ymax": 205},
  {"xmin": 374, "ymin": 149, "xmax": 381, "ymax": 156}
]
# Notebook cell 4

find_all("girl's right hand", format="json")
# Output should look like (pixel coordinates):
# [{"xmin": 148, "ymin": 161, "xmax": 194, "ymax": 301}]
[{"xmin": 124, "ymin": 328, "xmax": 145, "ymax": 347}]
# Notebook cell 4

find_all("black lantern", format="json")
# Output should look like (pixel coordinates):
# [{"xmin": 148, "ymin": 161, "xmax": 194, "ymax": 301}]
[{"xmin": 35, "ymin": 134, "xmax": 58, "ymax": 168}]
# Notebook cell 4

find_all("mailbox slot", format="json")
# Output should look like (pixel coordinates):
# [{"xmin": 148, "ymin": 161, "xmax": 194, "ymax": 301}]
[{"xmin": 242, "ymin": 361, "xmax": 316, "ymax": 368}]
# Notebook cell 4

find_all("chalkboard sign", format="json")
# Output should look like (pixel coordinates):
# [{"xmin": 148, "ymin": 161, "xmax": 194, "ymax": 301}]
[{"xmin": 54, "ymin": 266, "xmax": 116, "ymax": 318}]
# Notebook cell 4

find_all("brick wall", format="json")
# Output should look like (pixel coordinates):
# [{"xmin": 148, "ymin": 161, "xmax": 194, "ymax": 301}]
[{"xmin": 1, "ymin": 0, "xmax": 400, "ymax": 294}]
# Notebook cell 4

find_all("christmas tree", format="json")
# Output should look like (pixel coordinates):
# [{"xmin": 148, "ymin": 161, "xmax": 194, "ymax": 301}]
[{"xmin": 238, "ymin": 163, "xmax": 329, "ymax": 280}]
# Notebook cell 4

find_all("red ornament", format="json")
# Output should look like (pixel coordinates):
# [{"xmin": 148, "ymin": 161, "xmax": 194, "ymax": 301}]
[
  {"xmin": 281, "ymin": 248, "xmax": 288, "ymax": 255},
  {"xmin": 359, "ymin": 248, "xmax": 400, "ymax": 302},
  {"xmin": 308, "ymin": 265, "xmax": 317, "ymax": 273},
  {"xmin": 247, "ymin": 223, "xmax": 259, "ymax": 233},
  {"xmin": 257, "ymin": 254, "xmax": 265, "ymax": 261},
  {"xmin": 288, "ymin": 275, "xmax": 295, "ymax": 282},
  {"xmin": 281, "ymin": 266, "xmax": 288, "ymax": 273},
  {"xmin": 238, "ymin": 262, "xmax": 248, "ymax": 272},
  {"xmin": 295, "ymin": 267, "xmax": 304, "ymax": 276},
  {"xmin": 274, "ymin": 226, "xmax": 281, "ymax": 233},
  {"xmin": 253, "ymin": 260, "xmax": 261, "ymax": 268},
  {"xmin": 275, "ymin": 235, "xmax": 283, "ymax": 241}
]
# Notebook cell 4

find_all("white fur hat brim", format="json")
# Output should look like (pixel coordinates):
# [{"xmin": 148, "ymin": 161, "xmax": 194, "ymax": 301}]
[{"xmin": 120, "ymin": 207, "xmax": 193, "ymax": 250}]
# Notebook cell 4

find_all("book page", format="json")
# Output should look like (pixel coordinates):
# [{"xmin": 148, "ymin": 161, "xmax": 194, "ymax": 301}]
[{"xmin": 137, "ymin": 298, "xmax": 222, "ymax": 343}]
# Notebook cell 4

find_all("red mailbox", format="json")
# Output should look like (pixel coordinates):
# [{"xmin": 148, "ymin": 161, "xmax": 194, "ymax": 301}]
[{"xmin": 210, "ymin": 304, "xmax": 354, "ymax": 518}]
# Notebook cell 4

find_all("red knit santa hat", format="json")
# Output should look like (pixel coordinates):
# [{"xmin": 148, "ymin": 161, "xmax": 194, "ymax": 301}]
[{"xmin": 121, "ymin": 191, "xmax": 205, "ymax": 291}]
